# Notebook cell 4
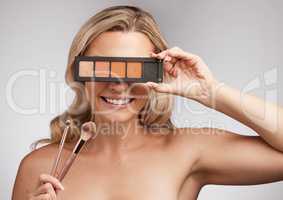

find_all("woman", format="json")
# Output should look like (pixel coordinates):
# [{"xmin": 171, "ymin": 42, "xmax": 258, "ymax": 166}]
[{"xmin": 12, "ymin": 5, "xmax": 283, "ymax": 200}]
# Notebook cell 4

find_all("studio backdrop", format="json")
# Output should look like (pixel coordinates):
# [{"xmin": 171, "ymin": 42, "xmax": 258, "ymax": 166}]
[{"xmin": 1, "ymin": 0, "xmax": 282, "ymax": 199}]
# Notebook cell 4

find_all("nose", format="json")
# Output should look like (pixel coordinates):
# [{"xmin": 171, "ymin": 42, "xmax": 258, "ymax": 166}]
[{"xmin": 108, "ymin": 82, "xmax": 129, "ymax": 93}]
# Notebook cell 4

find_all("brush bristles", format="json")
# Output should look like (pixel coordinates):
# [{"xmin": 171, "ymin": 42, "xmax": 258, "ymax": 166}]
[
  {"xmin": 65, "ymin": 120, "xmax": 71, "ymax": 126},
  {"xmin": 80, "ymin": 121, "xmax": 96, "ymax": 141}
]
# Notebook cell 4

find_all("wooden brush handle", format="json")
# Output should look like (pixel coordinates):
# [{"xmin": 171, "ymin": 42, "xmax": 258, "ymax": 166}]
[
  {"xmin": 57, "ymin": 153, "xmax": 77, "ymax": 181},
  {"xmin": 50, "ymin": 125, "xmax": 70, "ymax": 176}
]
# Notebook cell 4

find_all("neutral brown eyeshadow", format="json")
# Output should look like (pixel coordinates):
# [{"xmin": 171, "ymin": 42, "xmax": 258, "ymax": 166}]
[
  {"xmin": 95, "ymin": 61, "xmax": 110, "ymax": 77},
  {"xmin": 127, "ymin": 62, "xmax": 142, "ymax": 78},
  {"xmin": 111, "ymin": 62, "xmax": 126, "ymax": 78},
  {"xmin": 79, "ymin": 61, "xmax": 94, "ymax": 77}
]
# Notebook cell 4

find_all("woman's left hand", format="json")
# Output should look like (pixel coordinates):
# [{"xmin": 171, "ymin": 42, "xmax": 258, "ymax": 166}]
[{"xmin": 146, "ymin": 47, "xmax": 223, "ymax": 106}]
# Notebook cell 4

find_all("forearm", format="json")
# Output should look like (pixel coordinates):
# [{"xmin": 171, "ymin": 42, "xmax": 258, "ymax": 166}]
[{"xmin": 200, "ymin": 82, "xmax": 283, "ymax": 152}]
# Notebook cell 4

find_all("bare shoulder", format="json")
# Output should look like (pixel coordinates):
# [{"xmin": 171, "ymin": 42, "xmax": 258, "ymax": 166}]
[
  {"xmin": 171, "ymin": 127, "xmax": 247, "ymax": 145},
  {"xmin": 20, "ymin": 143, "xmax": 58, "ymax": 172},
  {"xmin": 166, "ymin": 127, "xmax": 250, "ymax": 166},
  {"xmin": 12, "ymin": 143, "xmax": 59, "ymax": 199},
  {"xmin": 167, "ymin": 127, "xmax": 252, "ymax": 178}
]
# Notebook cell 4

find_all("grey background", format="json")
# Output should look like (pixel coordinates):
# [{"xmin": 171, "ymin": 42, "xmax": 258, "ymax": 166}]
[{"xmin": 1, "ymin": 0, "xmax": 282, "ymax": 199}]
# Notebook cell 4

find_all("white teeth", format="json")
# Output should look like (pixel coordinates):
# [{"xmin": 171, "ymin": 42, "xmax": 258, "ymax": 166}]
[{"xmin": 104, "ymin": 97, "xmax": 131, "ymax": 105}]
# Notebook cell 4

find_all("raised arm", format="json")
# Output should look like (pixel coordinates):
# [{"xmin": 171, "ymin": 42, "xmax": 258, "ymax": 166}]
[
  {"xmin": 193, "ymin": 82, "xmax": 283, "ymax": 185},
  {"xmin": 192, "ymin": 127, "xmax": 283, "ymax": 185},
  {"xmin": 208, "ymin": 83, "xmax": 283, "ymax": 152},
  {"xmin": 147, "ymin": 46, "xmax": 283, "ymax": 185}
]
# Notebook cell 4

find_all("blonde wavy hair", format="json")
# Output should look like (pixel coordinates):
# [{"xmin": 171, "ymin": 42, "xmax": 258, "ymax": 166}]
[{"xmin": 34, "ymin": 5, "xmax": 175, "ymax": 148}]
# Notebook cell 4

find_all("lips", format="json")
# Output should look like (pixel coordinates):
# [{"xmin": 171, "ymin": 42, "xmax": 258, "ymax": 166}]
[{"xmin": 100, "ymin": 96, "xmax": 135, "ymax": 106}]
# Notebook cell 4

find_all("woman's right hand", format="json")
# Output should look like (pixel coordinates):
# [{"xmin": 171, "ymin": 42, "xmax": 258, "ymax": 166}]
[{"xmin": 28, "ymin": 174, "xmax": 64, "ymax": 200}]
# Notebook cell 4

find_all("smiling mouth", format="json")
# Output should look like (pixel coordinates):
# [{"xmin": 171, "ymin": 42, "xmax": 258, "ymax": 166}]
[{"xmin": 100, "ymin": 96, "xmax": 135, "ymax": 106}]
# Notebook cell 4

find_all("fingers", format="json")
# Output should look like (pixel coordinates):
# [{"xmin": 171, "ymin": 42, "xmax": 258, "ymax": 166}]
[
  {"xmin": 144, "ymin": 82, "xmax": 173, "ymax": 94},
  {"xmin": 164, "ymin": 56, "xmax": 179, "ymax": 77},
  {"xmin": 151, "ymin": 50, "xmax": 178, "ymax": 70},
  {"xmin": 39, "ymin": 174, "xmax": 64, "ymax": 191},
  {"xmin": 151, "ymin": 47, "xmax": 200, "ymax": 69},
  {"xmin": 151, "ymin": 47, "xmax": 197, "ymax": 60},
  {"xmin": 151, "ymin": 47, "xmax": 200, "ymax": 78},
  {"xmin": 29, "ymin": 174, "xmax": 64, "ymax": 200},
  {"xmin": 151, "ymin": 53, "xmax": 177, "ymax": 78},
  {"xmin": 33, "ymin": 183, "xmax": 57, "ymax": 198}
]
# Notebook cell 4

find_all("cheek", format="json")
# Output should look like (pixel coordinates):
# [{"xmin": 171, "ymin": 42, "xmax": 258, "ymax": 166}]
[
  {"xmin": 129, "ymin": 84, "xmax": 150, "ymax": 108},
  {"xmin": 129, "ymin": 83, "xmax": 150, "ymax": 97},
  {"xmin": 85, "ymin": 82, "xmax": 107, "ymax": 98}
]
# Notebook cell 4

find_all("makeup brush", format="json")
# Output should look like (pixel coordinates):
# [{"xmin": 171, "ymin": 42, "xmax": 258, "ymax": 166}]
[
  {"xmin": 57, "ymin": 121, "xmax": 96, "ymax": 181},
  {"xmin": 50, "ymin": 120, "xmax": 71, "ymax": 176}
]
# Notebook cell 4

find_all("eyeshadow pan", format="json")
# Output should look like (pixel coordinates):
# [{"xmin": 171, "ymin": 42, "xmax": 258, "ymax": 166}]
[
  {"xmin": 95, "ymin": 61, "xmax": 110, "ymax": 77},
  {"xmin": 111, "ymin": 61, "xmax": 126, "ymax": 78},
  {"xmin": 127, "ymin": 62, "xmax": 142, "ymax": 78},
  {"xmin": 79, "ymin": 61, "xmax": 94, "ymax": 77}
]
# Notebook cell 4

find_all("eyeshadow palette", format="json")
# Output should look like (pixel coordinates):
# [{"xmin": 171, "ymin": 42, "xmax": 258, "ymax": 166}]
[{"xmin": 74, "ymin": 56, "xmax": 163, "ymax": 83}]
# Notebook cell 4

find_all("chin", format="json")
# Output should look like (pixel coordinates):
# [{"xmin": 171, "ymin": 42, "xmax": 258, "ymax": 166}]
[{"xmin": 99, "ymin": 112, "xmax": 137, "ymax": 123}]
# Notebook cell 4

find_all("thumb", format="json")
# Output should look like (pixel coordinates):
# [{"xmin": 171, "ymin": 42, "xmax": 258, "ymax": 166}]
[{"xmin": 145, "ymin": 82, "xmax": 173, "ymax": 94}]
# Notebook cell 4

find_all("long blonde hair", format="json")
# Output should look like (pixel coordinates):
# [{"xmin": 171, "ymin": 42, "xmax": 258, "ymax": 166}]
[{"xmin": 34, "ymin": 5, "xmax": 175, "ymax": 148}]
